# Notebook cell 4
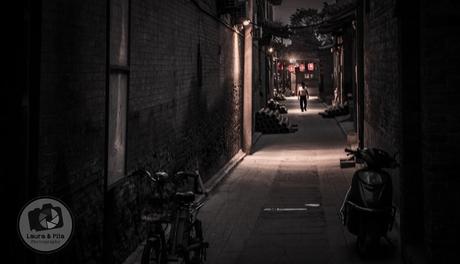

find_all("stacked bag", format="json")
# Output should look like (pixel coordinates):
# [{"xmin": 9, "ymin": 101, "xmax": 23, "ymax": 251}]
[
  {"xmin": 255, "ymin": 108, "xmax": 293, "ymax": 134},
  {"xmin": 274, "ymin": 92, "xmax": 286, "ymax": 101},
  {"xmin": 267, "ymin": 98, "xmax": 288, "ymax": 114},
  {"xmin": 318, "ymin": 101, "xmax": 349, "ymax": 118}
]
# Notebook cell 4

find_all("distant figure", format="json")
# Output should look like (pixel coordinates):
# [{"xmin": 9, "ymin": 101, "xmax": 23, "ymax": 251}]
[
  {"xmin": 298, "ymin": 82, "xmax": 309, "ymax": 112},
  {"xmin": 333, "ymin": 87, "xmax": 339, "ymax": 107}
]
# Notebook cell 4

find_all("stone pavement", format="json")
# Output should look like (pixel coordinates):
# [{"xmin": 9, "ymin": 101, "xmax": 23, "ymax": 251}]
[
  {"xmin": 123, "ymin": 97, "xmax": 401, "ymax": 264},
  {"xmin": 199, "ymin": 97, "xmax": 401, "ymax": 264}
]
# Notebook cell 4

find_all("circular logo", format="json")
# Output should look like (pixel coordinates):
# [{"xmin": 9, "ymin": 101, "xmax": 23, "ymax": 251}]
[{"xmin": 17, "ymin": 196, "xmax": 74, "ymax": 253}]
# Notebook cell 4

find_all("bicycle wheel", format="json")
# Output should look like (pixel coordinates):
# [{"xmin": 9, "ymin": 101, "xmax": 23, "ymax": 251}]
[
  {"xmin": 186, "ymin": 220, "xmax": 206, "ymax": 264},
  {"xmin": 141, "ymin": 236, "xmax": 164, "ymax": 264}
]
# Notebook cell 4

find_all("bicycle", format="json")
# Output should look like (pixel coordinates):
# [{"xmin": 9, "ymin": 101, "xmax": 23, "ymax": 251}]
[{"xmin": 138, "ymin": 169, "xmax": 209, "ymax": 264}]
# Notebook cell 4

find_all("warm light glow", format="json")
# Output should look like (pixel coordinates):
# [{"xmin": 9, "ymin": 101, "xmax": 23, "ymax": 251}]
[
  {"xmin": 233, "ymin": 31, "xmax": 240, "ymax": 84},
  {"xmin": 268, "ymin": 47, "xmax": 274, "ymax": 53},
  {"xmin": 289, "ymin": 58, "xmax": 296, "ymax": 63},
  {"xmin": 308, "ymin": 63, "xmax": 314, "ymax": 71},
  {"xmin": 242, "ymin": 19, "xmax": 251, "ymax": 26}
]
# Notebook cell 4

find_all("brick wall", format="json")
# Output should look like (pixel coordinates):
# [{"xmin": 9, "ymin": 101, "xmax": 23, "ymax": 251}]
[
  {"xmin": 112, "ymin": 1, "xmax": 243, "ymax": 261},
  {"xmin": 318, "ymin": 49, "xmax": 334, "ymax": 104},
  {"xmin": 363, "ymin": 0, "xmax": 401, "ymax": 206},
  {"xmin": 33, "ymin": 0, "xmax": 244, "ymax": 263},
  {"xmin": 419, "ymin": 0, "xmax": 460, "ymax": 261},
  {"xmin": 364, "ymin": 0, "xmax": 460, "ymax": 262},
  {"xmin": 127, "ymin": 0, "xmax": 242, "ymax": 177},
  {"xmin": 36, "ymin": 0, "xmax": 107, "ymax": 263}
]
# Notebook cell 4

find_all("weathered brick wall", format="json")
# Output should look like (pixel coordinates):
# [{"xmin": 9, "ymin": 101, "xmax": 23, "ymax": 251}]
[
  {"xmin": 365, "ymin": 1, "xmax": 460, "ymax": 261},
  {"xmin": 420, "ymin": 0, "xmax": 460, "ymax": 261},
  {"xmin": 318, "ymin": 49, "xmax": 333, "ymax": 103},
  {"xmin": 37, "ymin": 0, "xmax": 107, "ymax": 263},
  {"xmin": 127, "ymin": 0, "xmax": 242, "ymax": 177},
  {"xmin": 110, "ymin": 0, "xmax": 244, "ymax": 262},
  {"xmin": 363, "ymin": 0, "xmax": 401, "ymax": 206},
  {"xmin": 34, "ymin": 0, "xmax": 244, "ymax": 263},
  {"xmin": 253, "ymin": 43, "xmax": 264, "ymax": 112}
]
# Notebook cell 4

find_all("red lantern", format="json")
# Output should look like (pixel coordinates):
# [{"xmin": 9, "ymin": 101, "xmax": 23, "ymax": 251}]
[
  {"xmin": 278, "ymin": 62, "xmax": 283, "ymax": 70},
  {"xmin": 299, "ymin": 63, "xmax": 305, "ymax": 72},
  {"xmin": 307, "ymin": 63, "xmax": 314, "ymax": 71}
]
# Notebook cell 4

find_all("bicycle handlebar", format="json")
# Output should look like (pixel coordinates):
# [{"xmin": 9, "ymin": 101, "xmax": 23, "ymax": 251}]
[
  {"xmin": 133, "ymin": 169, "xmax": 155, "ymax": 181},
  {"xmin": 134, "ymin": 169, "xmax": 208, "ymax": 200},
  {"xmin": 175, "ymin": 171, "xmax": 208, "ymax": 196}
]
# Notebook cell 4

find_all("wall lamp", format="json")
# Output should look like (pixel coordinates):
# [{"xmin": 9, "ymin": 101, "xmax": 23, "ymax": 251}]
[
  {"xmin": 236, "ymin": 19, "xmax": 253, "ymax": 31},
  {"xmin": 268, "ymin": 47, "xmax": 274, "ymax": 53},
  {"xmin": 242, "ymin": 19, "xmax": 251, "ymax": 26}
]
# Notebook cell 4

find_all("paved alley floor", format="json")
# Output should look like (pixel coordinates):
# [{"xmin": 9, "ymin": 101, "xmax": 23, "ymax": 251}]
[{"xmin": 200, "ymin": 97, "xmax": 401, "ymax": 264}]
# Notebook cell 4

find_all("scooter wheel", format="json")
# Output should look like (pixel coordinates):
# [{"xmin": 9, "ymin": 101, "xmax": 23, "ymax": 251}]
[{"xmin": 356, "ymin": 233, "xmax": 378, "ymax": 257}]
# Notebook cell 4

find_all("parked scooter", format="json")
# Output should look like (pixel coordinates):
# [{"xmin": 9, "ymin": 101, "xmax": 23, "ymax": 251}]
[{"xmin": 339, "ymin": 148, "xmax": 399, "ymax": 256}]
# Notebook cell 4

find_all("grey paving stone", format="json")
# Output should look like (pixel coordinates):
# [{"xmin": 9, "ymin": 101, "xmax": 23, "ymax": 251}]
[
  {"xmin": 201, "ymin": 97, "xmax": 401, "ymax": 264},
  {"xmin": 123, "ymin": 97, "xmax": 402, "ymax": 264}
]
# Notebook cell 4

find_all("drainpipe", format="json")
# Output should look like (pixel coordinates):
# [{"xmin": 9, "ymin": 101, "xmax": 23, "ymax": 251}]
[
  {"xmin": 243, "ymin": 0, "xmax": 253, "ymax": 154},
  {"xmin": 356, "ymin": 0, "xmax": 365, "ymax": 149}
]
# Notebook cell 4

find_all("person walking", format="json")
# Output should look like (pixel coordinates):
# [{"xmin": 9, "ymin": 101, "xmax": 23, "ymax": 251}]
[{"xmin": 298, "ymin": 82, "xmax": 309, "ymax": 112}]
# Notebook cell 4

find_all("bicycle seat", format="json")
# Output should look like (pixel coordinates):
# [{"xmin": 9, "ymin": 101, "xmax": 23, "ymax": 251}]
[
  {"xmin": 175, "ymin": 171, "xmax": 199, "ymax": 179},
  {"xmin": 174, "ymin": 191, "xmax": 195, "ymax": 204},
  {"xmin": 154, "ymin": 171, "xmax": 169, "ymax": 182}
]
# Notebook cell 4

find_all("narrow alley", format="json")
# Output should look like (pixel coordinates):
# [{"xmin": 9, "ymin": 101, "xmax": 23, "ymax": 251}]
[
  {"xmin": 200, "ymin": 97, "xmax": 399, "ymax": 264},
  {"xmin": 10, "ymin": 0, "xmax": 460, "ymax": 264}
]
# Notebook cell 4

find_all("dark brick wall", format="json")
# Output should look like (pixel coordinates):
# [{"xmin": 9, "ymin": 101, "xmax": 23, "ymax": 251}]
[
  {"xmin": 318, "ymin": 49, "xmax": 334, "ymax": 104},
  {"xmin": 127, "ymin": 0, "xmax": 242, "ymax": 177},
  {"xmin": 111, "ymin": 0, "xmax": 244, "ymax": 262},
  {"xmin": 363, "ymin": 0, "xmax": 401, "ymax": 206},
  {"xmin": 33, "ymin": 0, "xmax": 244, "ymax": 263},
  {"xmin": 253, "ymin": 43, "xmax": 264, "ymax": 112},
  {"xmin": 419, "ymin": 0, "xmax": 460, "ymax": 261},
  {"xmin": 36, "ymin": 0, "xmax": 107, "ymax": 263},
  {"xmin": 364, "ymin": 0, "xmax": 460, "ymax": 262}
]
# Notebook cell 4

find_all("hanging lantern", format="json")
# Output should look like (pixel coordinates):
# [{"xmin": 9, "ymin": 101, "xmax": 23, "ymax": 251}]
[
  {"xmin": 278, "ymin": 62, "xmax": 283, "ymax": 71},
  {"xmin": 299, "ymin": 63, "xmax": 305, "ymax": 72}
]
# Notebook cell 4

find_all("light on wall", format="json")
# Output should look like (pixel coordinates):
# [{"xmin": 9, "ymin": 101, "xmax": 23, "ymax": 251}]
[
  {"xmin": 242, "ymin": 19, "xmax": 251, "ymax": 26},
  {"xmin": 268, "ymin": 47, "xmax": 274, "ymax": 53}
]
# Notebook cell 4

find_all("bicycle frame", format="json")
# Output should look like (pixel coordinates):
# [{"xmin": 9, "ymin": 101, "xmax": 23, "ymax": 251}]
[{"xmin": 141, "ymin": 169, "xmax": 208, "ymax": 264}]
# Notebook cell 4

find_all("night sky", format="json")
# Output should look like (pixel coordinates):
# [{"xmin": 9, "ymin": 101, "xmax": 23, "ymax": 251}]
[{"xmin": 273, "ymin": 0, "xmax": 335, "ymax": 25}]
